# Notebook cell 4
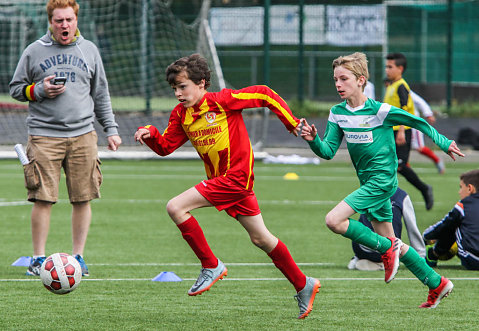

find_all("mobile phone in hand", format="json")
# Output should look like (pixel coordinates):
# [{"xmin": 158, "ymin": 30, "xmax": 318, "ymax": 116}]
[{"xmin": 51, "ymin": 76, "xmax": 67, "ymax": 85}]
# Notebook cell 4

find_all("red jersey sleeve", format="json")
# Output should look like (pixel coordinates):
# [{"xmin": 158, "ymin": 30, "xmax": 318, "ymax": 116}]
[
  {"xmin": 139, "ymin": 107, "xmax": 188, "ymax": 156},
  {"xmin": 219, "ymin": 85, "xmax": 300, "ymax": 131}
]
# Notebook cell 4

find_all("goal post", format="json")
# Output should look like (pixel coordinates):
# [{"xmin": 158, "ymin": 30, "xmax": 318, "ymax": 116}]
[
  {"xmin": 0, "ymin": 0, "xmax": 225, "ymax": 107},
  {"xmin": 197, "ymin": 0, "xmax": 226, "ymax": 90},
  {"xmin": 0, "ymin": 0, "xmax": 274, "ymax": 154},
  {"xmin": 0, "ymin": 0, "xmax": 233, "ymax": 149}
]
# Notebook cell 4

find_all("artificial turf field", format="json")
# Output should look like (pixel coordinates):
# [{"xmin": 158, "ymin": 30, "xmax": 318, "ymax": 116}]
[{"xmin": 0, "ymin": 158, "xmax": 477, "ymax": 330}]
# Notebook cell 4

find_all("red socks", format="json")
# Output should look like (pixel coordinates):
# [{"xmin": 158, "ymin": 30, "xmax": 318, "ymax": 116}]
[
  {"xmin": 268, "ymin": 240, "xmax": 306, "ymax": 292},
  {"xmin": 177, "ymin": 216, "xmax": 217, "ymax": 269},
  {"xmin": 418, "ymin": 146, "xmax": 440, "ymax": 163},
  {"xmin": 178, "ymin": 218, "xmax": 306, "ymax": 292}
]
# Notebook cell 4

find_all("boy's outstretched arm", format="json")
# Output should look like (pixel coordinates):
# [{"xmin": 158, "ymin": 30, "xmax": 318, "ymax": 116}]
[
  {"xmin": 223, "ymin": 85, "xmax": 299, "ymax": 132},
  {"xmin": 134, "ymin": 111, "xmax": 189, "ymax": 156},
  {"xmin": 385, "ymin": 106, "xmax": 465, "ymax": 160},
  {"xmin": 301, "ymin": 118, "xmax": 342, "ymax": 160}
]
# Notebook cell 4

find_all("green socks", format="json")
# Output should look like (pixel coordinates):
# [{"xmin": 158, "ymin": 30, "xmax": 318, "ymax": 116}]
[
  {"xmin": 343, "ymin": 219, "xmax": 442, "ymax": 289},
  {"xmin": 400, "ymin": 246, "xmax": 441, "ymax": 289},
  {"xmin": 342, "ymin": 219, "xmax": 392, "ymax": 254}
]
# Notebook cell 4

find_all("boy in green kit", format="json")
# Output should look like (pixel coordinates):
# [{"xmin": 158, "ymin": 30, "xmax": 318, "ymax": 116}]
[{"xmin": 301, "ymin": 52, "xmax": 464, "ymax": 308}]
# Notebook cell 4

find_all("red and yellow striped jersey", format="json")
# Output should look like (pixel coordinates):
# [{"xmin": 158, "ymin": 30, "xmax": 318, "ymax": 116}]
[{"xmin": 140, "ymin": 85, "xmax": 299, "ymax": 190}]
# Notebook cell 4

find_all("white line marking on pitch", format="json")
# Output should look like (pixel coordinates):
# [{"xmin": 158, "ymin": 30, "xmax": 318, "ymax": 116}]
[
  {"xmin": 1, "ymin": 277, "xmax": 479, "ymax": 282},
  {"xmin": 87, "ymin": 262, "xmax": 335, "ymax": 266},
  {"xmin": 0, "ymin": 201, "xmax": 30, "ymax": 207}
]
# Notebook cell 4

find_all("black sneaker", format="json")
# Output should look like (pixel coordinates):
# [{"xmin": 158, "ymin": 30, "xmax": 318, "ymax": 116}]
[{"xmin": 423, "ymin": 185, "xmax": 434, "ymax": 210}]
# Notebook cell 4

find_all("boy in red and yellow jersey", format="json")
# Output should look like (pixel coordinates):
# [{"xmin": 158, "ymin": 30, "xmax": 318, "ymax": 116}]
[{"xmin": 134, "ymin": 54, "xmax": 320, "ymax": 319}]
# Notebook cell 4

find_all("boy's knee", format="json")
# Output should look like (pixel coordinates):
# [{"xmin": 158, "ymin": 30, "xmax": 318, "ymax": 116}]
[
  {"xmin": 325, "ymin": 212, "xmax": 350, "ymax": 234},
  {"xmin": 166, "ymin": 199, "xmax": 179, "ymax": 219},
  {"xmin": 325, "ymin": 212, "xmax": 339, "ymax": 232},
  {"xmin": 250, "ymin": 236, "xmax": 264, "ymax": 248},
  {"xmin": 250, "ymin": 234, "xmax": 276, "ymax": 252}
]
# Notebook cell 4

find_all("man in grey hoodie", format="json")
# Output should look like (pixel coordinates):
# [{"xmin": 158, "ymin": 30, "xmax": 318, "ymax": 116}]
[{"xmin": 9, "ymin": 0, "xmax": 121, "ymax": 277}]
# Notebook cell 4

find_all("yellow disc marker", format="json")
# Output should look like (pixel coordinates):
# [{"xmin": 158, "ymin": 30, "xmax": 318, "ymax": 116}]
[{"xmin": 283, "ymin": 172, "xmax": 299, "ymax": 180}]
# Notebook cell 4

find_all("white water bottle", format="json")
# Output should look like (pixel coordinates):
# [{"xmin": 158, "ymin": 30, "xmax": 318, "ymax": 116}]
[{"xmin": 14, "ymin": 144, "xmax": 29, "ymax": 165}]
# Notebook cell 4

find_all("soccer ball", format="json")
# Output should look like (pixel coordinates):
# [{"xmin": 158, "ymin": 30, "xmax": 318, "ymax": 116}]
[
  {"xmin": 437, "ymin": 242, "xmax": 458, "ymax": 261},
  {"xmin": 40, "ymin": 253, "xmax": 82, "ymax": 294},
  {"xmin": 426, "ymin": 240, "xmax": 458, "ymax": 261}
]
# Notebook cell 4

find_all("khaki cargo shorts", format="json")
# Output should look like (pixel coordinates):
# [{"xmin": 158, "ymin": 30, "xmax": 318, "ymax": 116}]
[{"xmin": 24, "ymin": 131, "xmax": 102, "ymax": 203}]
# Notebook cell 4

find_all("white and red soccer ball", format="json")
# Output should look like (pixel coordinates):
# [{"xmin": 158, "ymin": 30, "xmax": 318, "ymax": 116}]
[{"xmin": 40, "ymin": 253, "xmax": 82, "ymax": 294}]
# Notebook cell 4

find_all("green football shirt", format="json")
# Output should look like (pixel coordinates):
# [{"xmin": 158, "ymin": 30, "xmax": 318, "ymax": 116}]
[{"xmin": 308, "ymin": 98, "xmax": 451, "ymax": 196}]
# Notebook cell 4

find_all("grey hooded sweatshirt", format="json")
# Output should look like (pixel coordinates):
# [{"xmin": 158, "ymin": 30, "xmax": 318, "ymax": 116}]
[{"xmin": 9, "ymin": 29, "xmax": 119, "ymax": 138}]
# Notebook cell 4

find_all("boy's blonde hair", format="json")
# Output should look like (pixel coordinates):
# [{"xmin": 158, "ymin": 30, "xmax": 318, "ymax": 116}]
[
  {"xmin": 460, "ymin": 169, "xmax": 479, "ymax": 191},
  {"xmin": 332, "ymin": 52, "xmax": 369, "ymax": 91},
  {"xmin": 47, "ymin": 0, "xmax": 79, "ymax": 22}
]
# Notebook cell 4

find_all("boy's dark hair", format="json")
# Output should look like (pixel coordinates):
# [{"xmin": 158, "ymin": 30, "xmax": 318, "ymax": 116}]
[
  {"xmin": 166, "ymin": 54, "xmax": 211, "ymax": 89},
  {"xmin": 460, "ymin": 169, "xmax": 479, "ymax": 191},
  {"xmin": 386, "ymin": 52, "xmax": 407, "ymax": 73}
]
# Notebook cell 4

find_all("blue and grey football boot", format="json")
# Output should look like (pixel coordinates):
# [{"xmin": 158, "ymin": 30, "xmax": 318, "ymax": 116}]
[
  {"xmin": 188, "ymin": 259, "xmax": 227, "ymax": 296},
  {"xmin": 74, "ymin": 254, "xmax": 89, "ymax": 276},
  {"xmin": 295, "ymin": 276, "xmax": 321, "ymax": 319},
  {"xmin": 25, "ymin": 256, "xmax": 46, "ymax": 276}
]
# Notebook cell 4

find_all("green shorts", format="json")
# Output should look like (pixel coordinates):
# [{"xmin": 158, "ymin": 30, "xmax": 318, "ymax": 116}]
[
  {"xmin": 344, "ymin": 180, "xmax": 396, "ymax": 223},
  {"xmin": 24, "ymin": 131, "xmax": 102, "ymax": 203}
]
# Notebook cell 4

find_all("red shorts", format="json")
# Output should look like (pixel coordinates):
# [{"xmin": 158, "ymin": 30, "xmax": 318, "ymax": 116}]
[{"xmin": 195, "ymin": 176, "xmax": 261, "ymax": 219}]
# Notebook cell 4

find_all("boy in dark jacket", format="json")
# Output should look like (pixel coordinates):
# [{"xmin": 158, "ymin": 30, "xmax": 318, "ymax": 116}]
[{"xmin": 423, "ymin": 169, "xmax": 479, "ymax": 270}]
